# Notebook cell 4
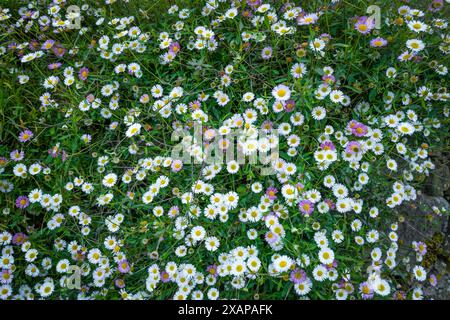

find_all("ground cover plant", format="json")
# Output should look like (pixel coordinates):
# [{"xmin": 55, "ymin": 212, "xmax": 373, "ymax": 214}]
[{"xmin": 0, "ymin": 0, "xmax": 449, "ymax": 300}]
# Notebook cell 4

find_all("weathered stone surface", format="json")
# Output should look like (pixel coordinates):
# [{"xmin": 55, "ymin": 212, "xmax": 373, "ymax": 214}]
[
  {"xmin": 397, "ymin": 194, "xmax": 449, "ymax": 239},
  {"xmin": 423, "ymin": 259, "xmax": 449, "ymax": 300},
  {"xmin": 424, "ymin": 154, "xmax": 450, "ymax": 197},
  {"xmin": 396, "ymin": 193, "xmax": 449, "ymax": 300}
]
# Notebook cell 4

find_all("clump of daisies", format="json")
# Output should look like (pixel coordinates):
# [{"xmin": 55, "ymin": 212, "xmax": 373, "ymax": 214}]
[{"xmin": 0, "ymin": 0, "xmax": 448, "ymax": 301}]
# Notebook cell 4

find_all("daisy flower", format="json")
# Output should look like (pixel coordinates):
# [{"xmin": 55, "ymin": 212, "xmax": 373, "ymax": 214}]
[{"xmin": 272, "ymin": 84, "xmax": 291, "ymax": 101}]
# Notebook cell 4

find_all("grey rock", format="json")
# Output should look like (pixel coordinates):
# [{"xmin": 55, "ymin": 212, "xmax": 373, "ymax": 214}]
[
  {"xmin": 396, "ymin": 193, "xmax": 449, "ymax": 300},
  {"xmin": 397, "ymin": 194, "xmax": 449, "ymax": 239},
  {"xmin": 424, "ymin": 155, "xmax": 450, "ymax": 197}
]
